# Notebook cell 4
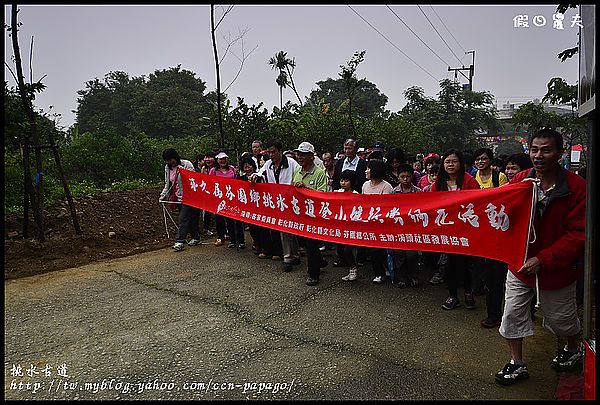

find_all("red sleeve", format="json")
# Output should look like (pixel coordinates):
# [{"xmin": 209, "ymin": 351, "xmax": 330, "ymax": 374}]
[
  {"xmin": 462, "ymin": 173, "xmax": 481, "ymax": 190},
  {"xmin": 535, "ymin": 175, "xmax": 586, "ymax": 276}
]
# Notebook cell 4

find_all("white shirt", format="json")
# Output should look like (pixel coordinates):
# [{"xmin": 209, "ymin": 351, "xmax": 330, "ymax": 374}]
[
  {"xmin": 257, "ymin": 156, "xmax": 300, "ymax": 185},
  {"xmin": 342, "ymin": 155, "xmax": 360, "ymax": 172}
]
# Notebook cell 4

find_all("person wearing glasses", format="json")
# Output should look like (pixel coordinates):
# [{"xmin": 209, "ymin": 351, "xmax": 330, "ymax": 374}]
[{"xmin": 430, "ymin": 149, "xmax": 481, "ymax": 310}]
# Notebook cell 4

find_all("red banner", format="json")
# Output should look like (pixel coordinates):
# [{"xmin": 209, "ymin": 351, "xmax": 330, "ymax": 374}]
[{"xmin": 180, "ymin": 169, "xmax": 535, "ymax": 269}]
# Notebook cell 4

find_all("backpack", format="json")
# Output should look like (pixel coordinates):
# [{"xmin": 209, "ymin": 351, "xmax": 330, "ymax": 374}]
[{"xmin": 492, "ymin": 171, "xmax": 500, "ymax": 188}]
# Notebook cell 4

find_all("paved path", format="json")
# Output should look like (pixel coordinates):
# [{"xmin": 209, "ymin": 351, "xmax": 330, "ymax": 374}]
[{"xmin": 5, "ymin": 242, "xmax": 562, "ymax": 400}]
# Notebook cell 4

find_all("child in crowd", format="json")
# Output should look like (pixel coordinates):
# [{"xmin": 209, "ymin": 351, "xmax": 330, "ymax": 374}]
[
  {"xmin": 336, "ymin": 170, "xmax": 360, "ymax": 282},
  {"xmin": 392, "ymin": 164, "xmax": 422, "ymax": 288}
]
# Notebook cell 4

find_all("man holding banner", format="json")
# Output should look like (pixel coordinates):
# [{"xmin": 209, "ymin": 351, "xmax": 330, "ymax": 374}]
[
  {"xmin": 495, "ymin": 128, "xmax": 586, "ymax": 386},
  {"xmin": 292, "ymin": 141, "xmax": 329, "ymax": 286},
  {"xmin": 252, "ymin": 139, "xmax": 301, "ymax": 271}
]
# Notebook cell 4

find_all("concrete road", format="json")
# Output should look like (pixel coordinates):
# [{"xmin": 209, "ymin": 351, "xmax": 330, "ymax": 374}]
[{"xmin": 5, "ymin": 241, "xmax": 562, "ymax": 400}]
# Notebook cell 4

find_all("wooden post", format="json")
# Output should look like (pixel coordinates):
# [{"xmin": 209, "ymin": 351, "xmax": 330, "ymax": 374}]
[
  {"xmin": 49, "ymin": 139, "xmax": 82, "ymax": 235},
  {"xmin": 21, "ymin": 144, "xmax": 30, "ymax": 238}
]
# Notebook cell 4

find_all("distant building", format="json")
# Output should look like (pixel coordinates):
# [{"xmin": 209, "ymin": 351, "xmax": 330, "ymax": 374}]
[{"xmin": 476, "ymin": 99, "xmax": 573, "ymax": 151}]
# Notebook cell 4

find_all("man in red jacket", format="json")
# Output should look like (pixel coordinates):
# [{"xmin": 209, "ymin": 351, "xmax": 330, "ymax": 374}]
[{"xmin": 495, "ymin": 128, "xmax": 586, "ymax": 386}]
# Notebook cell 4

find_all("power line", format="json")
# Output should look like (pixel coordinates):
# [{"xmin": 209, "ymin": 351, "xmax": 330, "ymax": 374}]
[
  {"xmin": 347, "ymin": 5, "xmax": 439, "ymax": 82},
  {"xmin": 417, "ymin": 5, "xmax": 463, "ymax": 65},
  {"xmin": 429, "ymin": 5, "xmax": 467, "ymax": 55},
  {"xmin": 386, "ymin": 5, "xmax": 451, "ymax": 68}
]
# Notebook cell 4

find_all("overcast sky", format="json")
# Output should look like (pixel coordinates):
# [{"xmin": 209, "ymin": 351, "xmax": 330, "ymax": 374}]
[{"xmin": 4, "ymin": 4, "xmax": 581, "ymax": 129}]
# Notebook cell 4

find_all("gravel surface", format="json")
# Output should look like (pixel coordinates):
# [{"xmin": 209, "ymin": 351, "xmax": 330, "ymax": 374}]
[{"xmin": 5, "ymin": 241, "xmax": 562, "ymax": 400}]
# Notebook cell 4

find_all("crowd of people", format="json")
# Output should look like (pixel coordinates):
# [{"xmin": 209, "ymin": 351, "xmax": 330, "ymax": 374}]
[{"xmin": 159, "ymin": 128, "xmax": 586, "ymax": 387}]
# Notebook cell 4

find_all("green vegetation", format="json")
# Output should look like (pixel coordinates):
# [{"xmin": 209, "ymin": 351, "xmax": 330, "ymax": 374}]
[{"xmin": 5, "ymin": 59, "xmax": 502, "ymax": 214}]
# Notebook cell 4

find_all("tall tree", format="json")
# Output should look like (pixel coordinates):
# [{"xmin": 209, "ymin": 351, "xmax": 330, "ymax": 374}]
[
  {"xmin": 268, "ymin": 51, "xmax": 302, "ymax": 107},
  {"xmin": 542, "ymin": 77, "xmax": 587, "ymax": 167},
  {"xmin": 210, "ymin": 5, "xmax": 257, "ymax": 150},
  {"xmin": 8, "ymin": 4, "xmax": 45, "ymax": 242},
  {"xmin": 399, "ymin": 80, "xmax": 498, "ymax": 152},
  {"xmin": 339, "ymin": 50, "xmax": 365, "ymax": 137},
  {"xmin": 75, "ymin": 67, "xmax": 211, "ymax": 139},
  {"xmin": 308, "ymin": 77, "xmax": 388, "ymax": 118},
  {"xmin": 556, "ymin": 3, "xmax": 579, "ymax": 61}
]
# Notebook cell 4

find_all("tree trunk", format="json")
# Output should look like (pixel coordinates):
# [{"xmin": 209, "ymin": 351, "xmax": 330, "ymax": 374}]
[
  {"xmin": 347, "ymin": 86, "xmax": 356, "ymax": 137},
  {"xmin": 285, "ymin": 66, "xmax": 303, "ymax": 105},
  {"xmin": 20, "ymin": 144, "xmax": 34, "ymax": 239},
  {"xmin": 279, "ymin": 86, "xmax": 283, "ymax": 110},
  {"xmin": 11, "ymin": 4, "xmax": 45, "ymax": 242},
  {"xmin": 211, "ymin": 5, "xmax": 224, "ymax": 149}
]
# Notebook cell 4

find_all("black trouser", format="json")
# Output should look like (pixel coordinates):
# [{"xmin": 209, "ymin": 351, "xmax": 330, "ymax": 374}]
[
  {"xmin": 356, "ymin": 246, "xmax": 367, "ymax": 264},
  {"xmin": 249, "ymin": 225, "xmax": 269, "ymax": 253},
  {"xmin": 203, "ymin": 210, "xmax": 215, "ymax": 232},
  {"xmin": 470, "ymin": 256, "xmax": 487, "ymax": 293},
  {"xmin": 395, "ymin": 249, "xmax": 419, "ymax": 283},
  {"xmin": 422, "ymin": 251, "xmax": 439, "ymax": 270},
  {"xmin": 306, "ymin": 237, "xmax": 324, "ymax": 279},
  {"xmin": 370, "ymin": 248, "xmax": 387, "ymax": 278},
  {"xmin": 249, "ymin": 225, "xmax": 279, "ymax": 255},
  {"xmin": 446, "ymin": 254, "xmax": 473, "ymax": 298},
  {"xmin": 484, "ymin": 259, "xmax": 508, "ymax": 320},
  {"xmin": 176, "ymin": 204, "xmax": 201, "ymax": 243},
  {"xmin": 216, "ymin": 215, "xmax": 245, "ymax": 245},
  {"xmin": 343, "ymin": 245, "xmax": 356, "ymax": 267},
  {"xmin": 269, "ymin": 229, "xmax": 283, "ymax": 257},
  {"xmin": 335, "ymin": 243, "xmax": 356, "ymax": 266}
]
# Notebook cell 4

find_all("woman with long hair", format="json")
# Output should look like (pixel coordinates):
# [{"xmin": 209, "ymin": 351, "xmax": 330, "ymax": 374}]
[
  {"xmin": 363, "ymin": 159, "xmax": 394, "ymax": 284},
  {"xmin": 159, "ymin": 148, "xmax": 201, "ymax": 251},
  {"xmin": 200, "ymin": 151, "xmax": 218, "ymax": 236},
  {"xmin": 430, "ymin": 149, "xmax": 480, "ymax": 310}
]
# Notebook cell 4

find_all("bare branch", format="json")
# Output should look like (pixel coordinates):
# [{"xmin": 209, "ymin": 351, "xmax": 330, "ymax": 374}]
[
  {"xmin": 219, "ymin": 27, "xmax": 250, "ymax": 64},
  {"xmin": 223, "ymin": 43, "xmax": 258, "ymax": 93},
  {"xmin": 4, "ymin": 61, "xmax": 19, "ymax": 84},
  {"xmin": 218, "ymin": 33, "xmax": 236, "ymax": 64},
  {"xmin": 215, "ymin": 5, "xmax": 234, "ymax": 31}
]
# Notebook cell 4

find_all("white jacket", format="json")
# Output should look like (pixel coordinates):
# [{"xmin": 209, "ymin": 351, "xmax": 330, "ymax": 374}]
[{"xmin": 159, "ymin": 159, "xmax": 194, "ymax": 202}]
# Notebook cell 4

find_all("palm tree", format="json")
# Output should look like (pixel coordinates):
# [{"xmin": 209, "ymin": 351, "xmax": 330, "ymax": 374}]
[
  {"xmin": 268, "ymin": 51, "xmax": 302, "ymax": 108},
  {"xmin": 274, "ymin": 69, "xmax": 288, "ymax": 109}
]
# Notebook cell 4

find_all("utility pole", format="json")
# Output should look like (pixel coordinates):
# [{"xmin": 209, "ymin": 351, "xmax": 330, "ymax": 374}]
[
  {"xmin": 466, "ymin": 50, "xmax": 475, "ymax": 91},
  {"xmin": 448, "ymin": 65, "xmax": 471, "ymax": 89},
  {"xmin": 448, "ymin": 50, "xmax": 475, "ymax": 91}
]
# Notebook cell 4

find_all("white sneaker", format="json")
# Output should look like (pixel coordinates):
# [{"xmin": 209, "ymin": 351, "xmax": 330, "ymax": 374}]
[
  {"xmin": 319, "ymin": 245, "xmax": 326, "ymax": 252},
  {"xmin": 372, "ymin": 276, "xmax": 384, "ymax": 284},
  {"xmin": 342, "ymin": 267, "xmax": 358, "ymax": 282},
  {"xmin": 188, "ymin": 239, "xmax": 202, "ymax": 246},
  {"xmin": 172, "ymin": 242, "xmax": 185, "ymax": 251}
]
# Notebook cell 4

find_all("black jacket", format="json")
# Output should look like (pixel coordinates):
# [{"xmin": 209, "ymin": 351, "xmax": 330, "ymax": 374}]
[{"xmin": 332, "ymin": 157, "xmax": 367, "ymax": 192}]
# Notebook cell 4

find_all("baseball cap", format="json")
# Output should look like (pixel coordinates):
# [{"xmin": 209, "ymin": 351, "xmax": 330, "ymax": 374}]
[
  {"xmin": 294, "ymin": 142, "xmax": 315, "ymax": 154},
  {"xmin": 215, "ymin": 152, "xmax": 229, "ymax": 159},
  {"xmin": 372, "ymin": 141, "xmax": 385, "ymax": 152}
]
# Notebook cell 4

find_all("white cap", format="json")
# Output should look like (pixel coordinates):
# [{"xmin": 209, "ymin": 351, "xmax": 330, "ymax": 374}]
[
  {"xmin": 215, "ymin": 152, "xmax": 228, "ymax": 159},
  {"xmin": 294, "ymin": 142, "xmax": 315, "ymax": 154}
]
